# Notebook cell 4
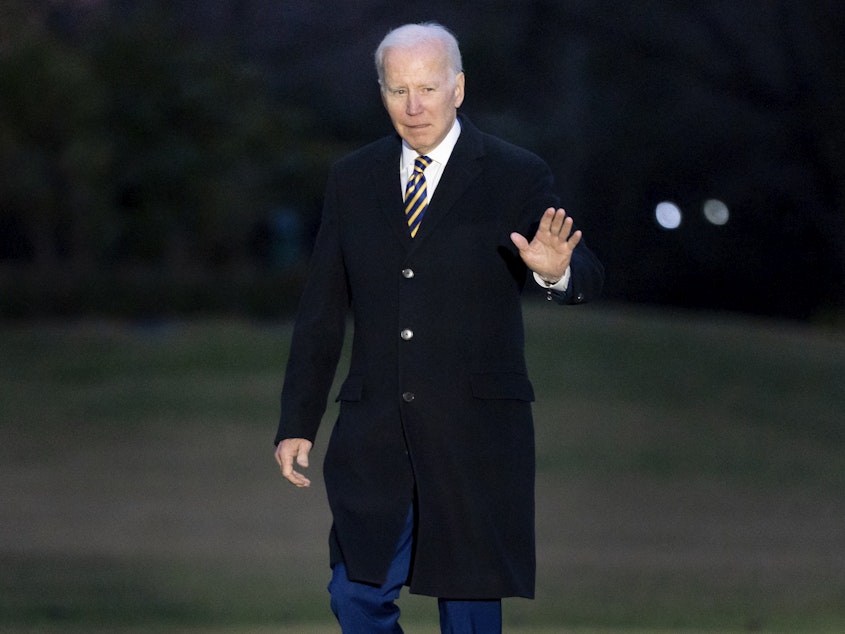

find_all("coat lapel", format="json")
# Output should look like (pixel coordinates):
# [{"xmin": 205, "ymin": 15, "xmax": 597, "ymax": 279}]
[
  {"xmin": 368, "ymin": 116, "xmax": 486, "ymax": 249},
  {"xmin": 412, "ymin": 116, "xmax": 484, "ymax": 245},
  {"xmin": 370, "ymin": 141, "xmax": 414, "ymax": 247}
]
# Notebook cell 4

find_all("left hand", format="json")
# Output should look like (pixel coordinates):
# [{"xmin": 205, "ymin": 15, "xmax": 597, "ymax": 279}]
[{"xmin": 510, "ymin": 207, "xmax": 582, "ymax": 282}]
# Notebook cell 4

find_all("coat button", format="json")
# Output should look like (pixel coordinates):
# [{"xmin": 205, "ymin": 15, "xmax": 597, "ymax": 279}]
[
  {"xmin": 401, "ymin": 268, "xmax": 415, "ymax": 279},
  {"xmin": 400, "ymin": 328, "xmax": 414, "ymax": 340},
  {"xmin": 402, "ymin": 392, "xmax": 415, "ymax": 402}
]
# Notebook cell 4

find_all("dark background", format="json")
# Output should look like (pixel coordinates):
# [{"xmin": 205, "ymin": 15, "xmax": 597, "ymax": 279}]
[{"xmin": 2, "ymin": 0, "xmax": 843, "ymax": 322}]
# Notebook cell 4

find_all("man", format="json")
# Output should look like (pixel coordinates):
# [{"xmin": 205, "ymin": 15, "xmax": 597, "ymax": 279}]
[{"xmin": 274, "ymin": 22, "xmax": 604, "ymax": 633}]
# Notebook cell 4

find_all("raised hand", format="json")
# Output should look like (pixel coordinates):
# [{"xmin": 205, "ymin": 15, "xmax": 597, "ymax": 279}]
[{"xmin": 510, "ymin": 207, "xmax": 582, "ymax": 283}]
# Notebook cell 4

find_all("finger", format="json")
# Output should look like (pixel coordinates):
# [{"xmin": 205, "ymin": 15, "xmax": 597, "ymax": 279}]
[
  {"xmin": 537, "ymin": 207, "xmax": 557, "ymax": 233},
  {"xmin": 555, "ymin": 215, "xmax": 574, "ymax": 239},
  {"xmin": 281, "ymin": 451, "xmax": 294, "ymax": 478},
  {"xmin": 548, "ymin": 208, "xmax": 567, "ymax": 235},
  {"xmin": 276, "ymin": 443, "xmax": 297, "ymax": 477},
  {"xmin": 567, "ymin": 229, "xmax": 583, "ymax": 248},
  {"xmin": 287, "ymin": 470, "xmax": 312, "ymax": 488}
]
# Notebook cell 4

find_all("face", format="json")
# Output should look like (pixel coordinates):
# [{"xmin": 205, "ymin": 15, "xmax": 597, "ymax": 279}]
[{"xmin": 381, "ymin": 41, "xmax": 465, "ymax": 155}]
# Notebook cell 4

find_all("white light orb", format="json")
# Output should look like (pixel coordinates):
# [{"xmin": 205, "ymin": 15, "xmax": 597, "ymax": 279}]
[
  {"xmin": 655, "ymin": 201, "xmax": 682, "ymax": 229},
  {"xmin": 703, "ymin": 199, "xmax": 730, "ymax": 225}
]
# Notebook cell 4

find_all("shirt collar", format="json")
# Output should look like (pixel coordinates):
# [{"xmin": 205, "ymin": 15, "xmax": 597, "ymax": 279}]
[{"xmin": 401, "ymin": 117, "xmax": 462, "ymax": 171}]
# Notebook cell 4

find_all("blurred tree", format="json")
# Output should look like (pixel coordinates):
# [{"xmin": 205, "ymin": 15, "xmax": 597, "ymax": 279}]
[
  {"xmin": 88, "ymin": 2, "xmax": 340, "ymax": 270},
  {"xmin": 1, "ymin": 0, "xmax": 841, "ymax": 319},
  {"xmin": 0, "ymin": 0, "xmax": 112, "ymax": 274},
  {"xmin": 0, "ymin": 1, "xmax": 340, "ymax": 283}
]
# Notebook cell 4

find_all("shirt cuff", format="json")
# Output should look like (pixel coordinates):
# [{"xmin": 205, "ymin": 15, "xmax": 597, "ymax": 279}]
[{"xmin": 533, "ymin": 266, "xmax": 571, "ymax": 291}]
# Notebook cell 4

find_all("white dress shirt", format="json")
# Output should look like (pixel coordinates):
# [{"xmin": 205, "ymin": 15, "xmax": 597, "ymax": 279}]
[{"xmin": 399, "ymin": 118, "xmax": 462, "ymax": 200}]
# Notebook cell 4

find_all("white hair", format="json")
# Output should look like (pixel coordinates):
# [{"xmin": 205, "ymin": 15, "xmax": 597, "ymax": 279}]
[{"xmin": 375, "ymin": 22, "xmax": 463, "ymax": 87}]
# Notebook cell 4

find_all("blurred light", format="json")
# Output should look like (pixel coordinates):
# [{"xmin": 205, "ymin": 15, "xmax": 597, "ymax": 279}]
[
  {"xmin": 655, "ymin": 201, "xmax": 682, "ymax": 229},
  {"xmin": 703, "ymin": 198, "xmax": 730, "ymax": 225}
]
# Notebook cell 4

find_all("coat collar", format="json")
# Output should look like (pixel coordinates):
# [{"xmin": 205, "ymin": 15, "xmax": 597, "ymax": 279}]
[{"xmin": 371, "ymin": 114, "xmax": 485, "ymax": 249}]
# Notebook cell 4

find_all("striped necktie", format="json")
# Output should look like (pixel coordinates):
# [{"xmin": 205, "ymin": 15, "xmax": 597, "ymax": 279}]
[{"xmin": 404, "ymin": 155, "xmax": 432, "ymax": 238}]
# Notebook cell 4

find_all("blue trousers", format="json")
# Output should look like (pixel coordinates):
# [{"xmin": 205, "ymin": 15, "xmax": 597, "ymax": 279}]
[{"xmin": 328, "ymin": 507, "xmax": 502, "ymax": 633}]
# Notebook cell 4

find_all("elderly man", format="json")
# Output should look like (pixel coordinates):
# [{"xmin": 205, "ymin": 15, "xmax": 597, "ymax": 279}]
[{"xmin": 274, "ymin": 22, "xmax": 604, "ymax": 633}]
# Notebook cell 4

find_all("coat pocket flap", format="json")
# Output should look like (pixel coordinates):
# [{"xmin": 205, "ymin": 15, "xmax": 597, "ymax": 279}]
[
  {"xmin": 335, "ymin": 374, "xmax": 364, "ymax": 402},
  {"xmin": 470, "ymin": 372, "xmax": 535, "ymax": 401}
]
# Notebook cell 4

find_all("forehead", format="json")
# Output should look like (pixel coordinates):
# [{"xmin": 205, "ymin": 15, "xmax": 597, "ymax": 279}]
[{"xmin": 383, "ymin": 41, "xmax": 450, "ymax": 83}]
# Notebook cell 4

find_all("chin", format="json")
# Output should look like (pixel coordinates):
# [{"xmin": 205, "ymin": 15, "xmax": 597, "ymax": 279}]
[
  {"xmin": 402, "ymin": 131, "xmax": 431, "ymax": 148},
  {"xmin": 413, "ymin": 140, "xmax": 435, "ymax": 154}
]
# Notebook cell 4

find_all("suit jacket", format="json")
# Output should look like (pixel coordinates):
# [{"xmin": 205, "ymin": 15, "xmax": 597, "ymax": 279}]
[{"xmin": 275, "ymin": 115, "xmax": 604, "ymax": 599}]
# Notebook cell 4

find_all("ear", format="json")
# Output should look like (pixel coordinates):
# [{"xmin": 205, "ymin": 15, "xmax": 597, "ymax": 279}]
[{"xmin": 454, "ymin": 72, "xmax": 465, "ymax": 108}]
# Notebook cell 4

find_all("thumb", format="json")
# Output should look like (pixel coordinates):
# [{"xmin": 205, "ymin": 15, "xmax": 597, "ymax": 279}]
[
  {"xmin": 296, "ymin": 443, "xmax": 311, "ymax": 468},
  {"xmin": 510, "ymin": 232, "xmax": 529, "ymax": 251}
]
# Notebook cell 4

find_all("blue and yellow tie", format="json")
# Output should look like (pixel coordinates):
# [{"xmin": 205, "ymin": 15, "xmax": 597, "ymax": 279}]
[{"xmin": 404, "ymin": 155, "xmax": 432, "ymax": 238}]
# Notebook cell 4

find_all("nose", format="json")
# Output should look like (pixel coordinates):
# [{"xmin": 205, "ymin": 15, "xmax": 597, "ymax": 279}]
[{"xmin": 405, "ymin": 94, "xmax": 422, "ymax": 116}]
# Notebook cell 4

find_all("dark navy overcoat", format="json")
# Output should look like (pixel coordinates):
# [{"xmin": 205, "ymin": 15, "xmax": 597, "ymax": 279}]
[{"xmin": 275, "ymin": 116, "xmax": 604, "ymax": 599}]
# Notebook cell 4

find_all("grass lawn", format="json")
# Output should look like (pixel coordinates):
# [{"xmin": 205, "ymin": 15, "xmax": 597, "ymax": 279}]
[{"xmin": 1, "ymin": 302, "xmax": 844, "ymax": 632}]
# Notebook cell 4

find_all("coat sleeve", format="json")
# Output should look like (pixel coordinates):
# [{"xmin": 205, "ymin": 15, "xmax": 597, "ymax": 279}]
[
  {"xmin": 510, "ymin": 149, "xmax": 605, "ymax": 306},
  {"xmin": 274, "ymin": 167, "xmax": 349, "ymax": 445},
  {"xmin": 546, "ymin": 240, "xmax": 605, "ymax": 305}
]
